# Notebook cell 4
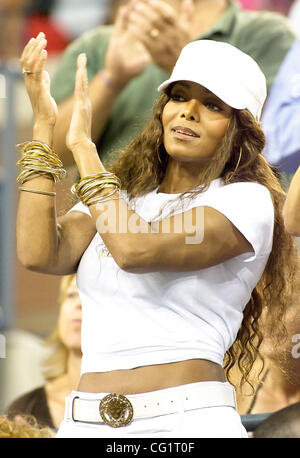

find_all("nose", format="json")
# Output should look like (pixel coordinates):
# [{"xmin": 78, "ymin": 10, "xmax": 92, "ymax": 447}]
[
  {"xmin": 73, "ymin": 294, "xmax": 82, "ymax": 311},
  {"xmin": 181, "ymin": 99, "xmax": 200, "ymax": 122}
]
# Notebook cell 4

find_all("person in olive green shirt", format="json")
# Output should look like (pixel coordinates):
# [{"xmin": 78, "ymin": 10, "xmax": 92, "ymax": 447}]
[{"xmin": 50, "ymin": 0, "xmax": 296, "ymax": 167}]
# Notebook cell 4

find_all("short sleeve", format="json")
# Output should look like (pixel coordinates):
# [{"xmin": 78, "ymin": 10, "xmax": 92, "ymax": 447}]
[
  {"xmin": 200, "ymin": 182, "xmax": 274, "ymax": 263},
  {"xmin": 67, "ymin": 189, "xmax": 129, "ymax": 217},
  {"xmin": 68, "ymin": 201, "xmax": 92, "ymax": 217}
]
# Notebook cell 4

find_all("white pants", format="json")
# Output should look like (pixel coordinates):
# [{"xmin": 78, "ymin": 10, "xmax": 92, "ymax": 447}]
[{"xmin": 56, "ymin": 381, "xmax": 248, "ymax": 438}]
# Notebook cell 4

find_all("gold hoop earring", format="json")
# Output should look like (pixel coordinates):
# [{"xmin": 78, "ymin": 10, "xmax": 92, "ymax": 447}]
[{"xmin": 226, "ymin": 147, "xmax": 242, "ymax": 184}]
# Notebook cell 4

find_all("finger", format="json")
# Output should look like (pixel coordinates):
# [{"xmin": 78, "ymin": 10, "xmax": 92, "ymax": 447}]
[
  {"xmin": 36, "ymin": 48, "xmax": 48, "ymax": 70},
  {"xmin": 30, "ymin": 39, "xmax": 48, "ymax": 73},
  {"xmin": 42, "ymin": 68, "xmax": 51, "ymax": 92},
  {"xmin": 114, "ymin": 4, "xmax": 132, "ymax": 33},
  {"xmin": 129, "ymin": 9, "xmax": 153, "ymax": 34},
  {"xmin": 20, "ymin": 37, "xmax": 35, "ymax": 64},
  {"xmin": 74, "ymin": 53, "xmax": 88, "ymax": 101},
  {"xmin": 20, "ymin": 36, "xmax": 47, "ymax": 75},
  {"xmin": 20, "ymin": 32, "xmax": 45, "ymax": 64},
  {"xmin": 180, "ymin": 0, "xmax": 195, "ymax": 24},
  {"xmin": 133, "ymin": 2, "xmax": 160, "ymax": 25},
  {"xmin": 144, "ymin": 0, "xmax": 176, "ymax": 25}
]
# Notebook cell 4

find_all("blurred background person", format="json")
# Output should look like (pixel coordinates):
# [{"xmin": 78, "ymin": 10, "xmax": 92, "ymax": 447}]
[
  {"xmin": 261, "ymin": 39, "xmax": 300, "ymax": 175},
  {"xmin": 236, "ymin": 298, "xmax": 300, "ymax": 416},
  {"xmin": 6, "ymin": 274, "xmax": 82, "ymax": 431},
  {"xmin": 0, "ymin": 414, "xmax": 54, "ymax": 438},
  {"xmin": 253, "ymin": 402, "xmax": 300, "ymax": 438},
  {"xmin": 0, "ymin": 0, "xmax": 28, "ymax": 61}
]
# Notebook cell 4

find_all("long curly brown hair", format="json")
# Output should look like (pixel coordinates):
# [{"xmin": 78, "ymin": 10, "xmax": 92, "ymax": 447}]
[{"xmin": 107, "ymin": 93, "xmax": 300, "ymax": 388}]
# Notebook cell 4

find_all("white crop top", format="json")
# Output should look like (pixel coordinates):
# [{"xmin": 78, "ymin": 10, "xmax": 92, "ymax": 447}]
[{"xmin": 69, "ymin": 179, "xmax": 274, "ymax": 374}]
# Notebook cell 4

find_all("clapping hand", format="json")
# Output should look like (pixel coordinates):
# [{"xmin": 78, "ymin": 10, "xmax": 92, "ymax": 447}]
[
  {"xmin": 20, "ymin": 32, "xmax": 58, "ymax": 128},
  {"xmin": 104, "ymin": 0, "xmax": 152, "ymax": 88},
  {"xmin": 127, "ymin": 0, "xmax": 195, "ymax": 74},
  {"xmin": 66, "ymin": 53, "xmax": 95, "ymax": 155}
]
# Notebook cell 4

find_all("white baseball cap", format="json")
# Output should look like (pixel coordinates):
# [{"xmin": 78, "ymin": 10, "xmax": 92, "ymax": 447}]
[{"xmin": 157, "ymin": 40, "xmax": 267, "ymax": 120}]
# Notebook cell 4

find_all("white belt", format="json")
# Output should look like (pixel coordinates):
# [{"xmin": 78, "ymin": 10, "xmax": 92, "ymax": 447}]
[{"xmin": 67, "ymin": 382, "xmax": 237, "ymax": 428}]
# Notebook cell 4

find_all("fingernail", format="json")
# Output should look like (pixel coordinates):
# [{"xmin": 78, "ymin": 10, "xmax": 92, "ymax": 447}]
[
  {"xmin": 37, "ymin": 32, "xmax": 45, "ymax": 38},
  {"xmin": 78, "ymin": 53, "xmax": 87, "ymax": 65}
]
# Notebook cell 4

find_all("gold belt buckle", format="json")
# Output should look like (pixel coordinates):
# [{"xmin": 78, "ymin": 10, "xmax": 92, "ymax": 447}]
[{"xmin": 100, "ymin": 393, "xmax": 134, "ymax": 428}]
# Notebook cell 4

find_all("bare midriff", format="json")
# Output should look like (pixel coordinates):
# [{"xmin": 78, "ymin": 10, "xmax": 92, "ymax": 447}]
[{"xmin": 77, "ymin": 359, "xmax": 226, "ymax": 395}]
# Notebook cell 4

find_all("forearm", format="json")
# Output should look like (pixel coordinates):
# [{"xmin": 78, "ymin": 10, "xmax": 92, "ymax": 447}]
[
  {"xmin": 73, "ymin": 147, "xmax": 150, "ymax": 269},
  {"xmin": 16, "ymin": 177, "xmax": 60, "ymax": 271},
  {"xmin": 283, "ymin": 166, "xmax": 300, "ymax": 236},
  {"xmin": 74, "ymin": 149, "xmax": 195, "ymax": 272},
  {"xmin": 16, "ymin": 125, "xmax": 60, "ymax": 271},
  {"xmin": 74, "ymin": 149, "xmax": 252, "ymax": 273},
  {"xmin": 53, "ymin": 71, "xmax": 124, "ymax": 167}
]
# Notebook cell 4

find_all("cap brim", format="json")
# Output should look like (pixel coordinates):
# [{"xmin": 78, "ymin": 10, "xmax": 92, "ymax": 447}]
[{"xmin": 157, "ymin": 77, "xmax": 247, "ymax": 111}]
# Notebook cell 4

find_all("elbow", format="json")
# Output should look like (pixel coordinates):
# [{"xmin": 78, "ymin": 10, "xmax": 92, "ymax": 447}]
[
  {"xmin": 283, "ymin": 206, "xmax": 300, "ymax": 237},
  {"xmin": 114, "ymin": 252, "xmax": 138, "ymax": 273},
  {"xmin": 17, "ymin": 254, "xmax": 50, "ymax": 273},
  {"xmin": 113, "ymin": 246, "xmax": 151, "ymax": 273},
  {"xmin": 17, "ymin": 247, "xmax": 55, "ymax": 273},
  {"xmin": 283, "ymin": 214, "xmax": 300, "ymax": 237},
  {"xmin": 284, "ymin": 220, "xmax": 300, "ymax": 237}
]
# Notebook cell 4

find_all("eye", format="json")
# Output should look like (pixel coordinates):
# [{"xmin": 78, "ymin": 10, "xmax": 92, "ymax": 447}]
[
  {"xmin": 205, "ymin": 102, "xmax": 222, "ymax": 112},
  {"xmin": 169, "ymin": 92, "xmax": 186, "ymax": 102}
]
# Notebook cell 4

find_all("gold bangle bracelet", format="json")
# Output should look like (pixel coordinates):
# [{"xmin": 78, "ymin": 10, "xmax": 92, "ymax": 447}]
[
  {"xmin": 16, "ymin": 141, "xmax": 66, "ymax": 185},
  {"xmin": 19, "ymin": 186, "xmax": 56, "ymax": 196}
]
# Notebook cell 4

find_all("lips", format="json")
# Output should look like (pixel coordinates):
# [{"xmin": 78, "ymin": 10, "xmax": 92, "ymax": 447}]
[
  {"xmin": 172, "ymin": 126, "xmax": 200, "ymax": 138},
  {"xmin": 72, "ymin": 319, "xmax": 82, "ymax": 325}
]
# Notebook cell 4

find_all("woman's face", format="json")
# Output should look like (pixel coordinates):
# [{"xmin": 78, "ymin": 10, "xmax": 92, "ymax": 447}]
[
  {"xmin": 58, "ymin": 278, "xmax": 82, "ymax": 352},
  {"xmin": 162, "ymin": 81, "xmax": 233, "ymax": 166}
]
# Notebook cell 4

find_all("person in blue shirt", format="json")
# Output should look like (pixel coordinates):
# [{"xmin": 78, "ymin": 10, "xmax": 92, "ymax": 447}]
[
  {"xmin": 283, "ymin": 165, "xmax": 300, "ymax": 236},
  {"xmin": 262, "ymin": 39, "xmax": 300, "ymax": 174}
]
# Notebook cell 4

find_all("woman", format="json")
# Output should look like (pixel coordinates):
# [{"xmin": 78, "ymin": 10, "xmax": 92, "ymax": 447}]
[
  {"xmin": 17, "ymin": 33, "xmax": 299, "ymax": 438},
  {"xmin": 7, "ymin": 274, "xmax": 82, "ymax": 430}
]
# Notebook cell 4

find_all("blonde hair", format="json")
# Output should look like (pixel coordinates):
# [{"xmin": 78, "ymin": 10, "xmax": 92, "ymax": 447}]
[
  {"xmin": 0, "ymin": 415, "xmax": 54, "ymax": 438},
  {"xmin": 41, "ymin": 274, "xmax": 79, "ymax": 380}
]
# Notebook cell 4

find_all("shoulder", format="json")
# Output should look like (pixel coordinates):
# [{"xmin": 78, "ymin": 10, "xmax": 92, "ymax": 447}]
[
  {"xmin": 67, "ymin": 24, "xmax": 113, "ymax": 52},
  {"xmin": 67, "ymin": 200, "xmax": 92, "ymax": 217},
  {"xmin": 198, "ymin": 181, "xmax": 274, "ymax": 230},
  {"xmin": 236, "ymin": 8, "xmax": 294, "ymax": 34},
  {"xmin": 222, "ymin": 181, "xmax": 272, "ymax": 197},
  {"xmin": 207, "ymin": 181, "xmax": 272, "ymax": 201},
  {"xmin": 213, "ymin": 181, "xmax": 274, "ymax": 213}
]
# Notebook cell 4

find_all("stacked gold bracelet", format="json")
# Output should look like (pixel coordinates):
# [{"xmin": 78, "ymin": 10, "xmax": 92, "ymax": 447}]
[
  {"xmin": 71, "ymin": 171, "xmax": 121, "ymax": 206},
  {"xmin": 16, "ymin": 141, "xmax": 66, "ymax": 185}
]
